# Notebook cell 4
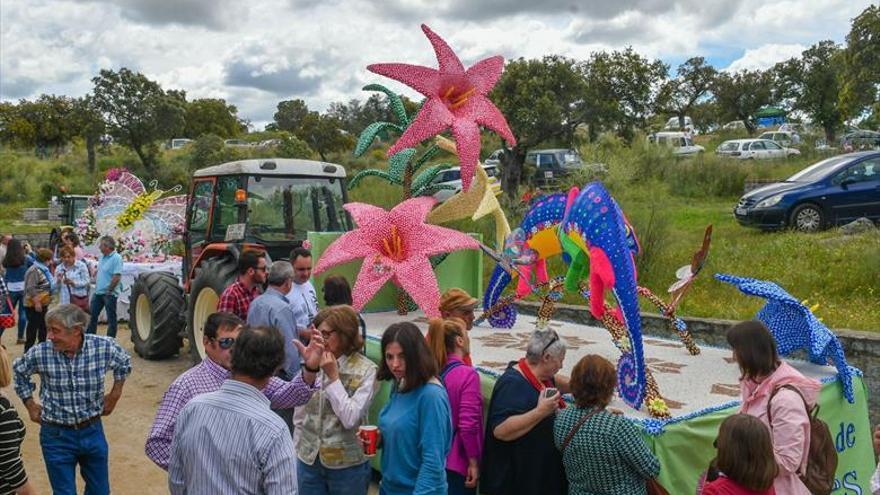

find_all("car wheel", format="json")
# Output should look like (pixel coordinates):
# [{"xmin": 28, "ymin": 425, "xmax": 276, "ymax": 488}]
[{"xmin": 790, "ymin": 204, "xmax": 824, "ymax": 233}]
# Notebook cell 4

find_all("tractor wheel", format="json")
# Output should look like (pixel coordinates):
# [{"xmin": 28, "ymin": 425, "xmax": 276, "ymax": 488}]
[
  {"xmin": 187, "ymin": 255, "xmax": 237, "ymax": 364},
  {"xmin": 129, "ymin": 271, "xmax": 184, "ymax": 359}
]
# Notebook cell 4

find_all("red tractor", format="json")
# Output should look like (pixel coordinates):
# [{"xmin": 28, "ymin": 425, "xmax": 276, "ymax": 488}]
[{"xmin": 128, "ymin": 159, "xmax": 351, "ymax": 362}]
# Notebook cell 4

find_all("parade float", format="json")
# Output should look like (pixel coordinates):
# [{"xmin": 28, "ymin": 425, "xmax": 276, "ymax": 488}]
[{"xmin": 309, "ymin": 24, "xmax": 875, "ymax": 493}]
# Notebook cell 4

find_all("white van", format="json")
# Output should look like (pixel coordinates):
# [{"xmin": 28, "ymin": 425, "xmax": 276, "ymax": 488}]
[
  {"xmin": 648, "ymin": 132, "xmax": 704, "ymax": 156},
  {"xmin": 664, "ymin": 116, "xmax": 695, "ymax": 133}
]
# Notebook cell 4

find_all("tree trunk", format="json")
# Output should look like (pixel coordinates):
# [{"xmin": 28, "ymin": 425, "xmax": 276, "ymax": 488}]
[
  {"xmin": 132, "ymin": 143, "xmax": 156, "ymax": 175},
  {"xmin": 500, "ymin": 147, "xmax": 527, "ymax": 201},
  {"xmin": 86, "ymin": 135, "xmax": 97, "ymax": 174},
  {"xmin": 824, "ymin": 125, "xmax": 836, "ymax": 144}
]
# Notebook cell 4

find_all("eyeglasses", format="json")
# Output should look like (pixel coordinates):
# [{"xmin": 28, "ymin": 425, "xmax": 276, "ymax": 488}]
[
  {"xmin": 215, "ymin": 337, "xmax": 235, "ymax": 350},
  {"xmin": 541, "ymin": 332, "xmax": 559, "ymax": 355}
]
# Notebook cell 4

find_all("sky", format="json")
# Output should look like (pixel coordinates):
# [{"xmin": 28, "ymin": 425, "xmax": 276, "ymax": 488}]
[{"xmin": 0, "ymin": 0, "xmax": 872, "ymax": 129}]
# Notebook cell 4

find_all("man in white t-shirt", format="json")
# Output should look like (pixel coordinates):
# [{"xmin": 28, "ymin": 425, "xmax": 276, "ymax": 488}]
[{"xmin": 287, "ymin": 247, "xmax": 318, "ymax": 342}]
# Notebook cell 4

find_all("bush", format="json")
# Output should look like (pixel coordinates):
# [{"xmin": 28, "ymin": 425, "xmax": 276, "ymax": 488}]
[{"xmin": 277, "ymin": 134, "xmax": 314, "ymax": 159}]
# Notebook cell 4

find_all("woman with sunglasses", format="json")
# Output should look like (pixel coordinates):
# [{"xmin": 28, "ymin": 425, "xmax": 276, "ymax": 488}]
[
  {"xmin": 481, "ymin": 329, "xmax": 569, "ymax": 495},
  {"xmin": 295, "ymin": 305, "xmax": 377, "ymax": 495}
]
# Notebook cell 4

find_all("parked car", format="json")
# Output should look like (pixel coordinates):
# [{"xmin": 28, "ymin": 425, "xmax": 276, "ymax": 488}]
[
  {"xmin": 758, "ymin": 131, "xmax": 801, "ymax": 147},
  {"xmin": 734, "ymin": 151, "xmax": 880, "ymax": 232},
  {"xmin": 779, "ymin": 123, "xmax": 810, "ymax": 134},
  {"xmin": 483, "ymin": 149, "xmax": 504, "ymax": 167},
  {"xmin": 168, "ymin": 138, "xmax": 193, "ymax": 150},
  {"xmin": 648, "ymin": 132, "xmax": 704, "ymax": 156},
  {"xmin": 841, "ymin": 130, "xmax": 880, "ymax": 151},
  {"xmin": 224, "ymin": 139, "xmax": 251, "ymax": 147},
  {"xmin": 526, "ymin": 148, "xmax": 584, "ymax": 185},
  {"xmin": 722, "ymin": 120, "xmax": 747, "ymax": 131},
  {"xmin": 663, "ymin": 116, "xmax": 695, "ymax": 134},
  {"xmin": 715, "ymin": 139, "xmax": 800, "ymax": 159},
  {"xmin": 431, "ymin": 164, "xmax": 501, "ymax": 202}
]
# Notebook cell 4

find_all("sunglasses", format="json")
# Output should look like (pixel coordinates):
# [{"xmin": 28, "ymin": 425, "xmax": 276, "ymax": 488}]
[
  {"xmin": 541, "ymin": 332, "xmax": 559, "ymax": 355},
  {"xmin": 215, "ymin": 337, "xmax": 235, "ymax": 350}
]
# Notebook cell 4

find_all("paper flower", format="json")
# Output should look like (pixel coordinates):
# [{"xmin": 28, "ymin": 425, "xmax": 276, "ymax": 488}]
[
  {"xmin": 314, "ymin": 196, "xmax": 480, "ymax": 317},
  {"xmin": 368, "ymin": 24, "xmax": 516, "ymax": 192}
]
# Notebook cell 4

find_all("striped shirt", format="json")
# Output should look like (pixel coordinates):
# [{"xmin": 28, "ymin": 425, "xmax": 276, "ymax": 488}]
[
  {"xmin": 169, "ymin": 379, "xmax": 298, "ymax": 495},
  {"xmin": 12, "ymin": 334, "xmax": 132, "ymax": 425},
  {"xmin": 0, "ymin": 397, "xmax": 27, "ymax": 495},
  {"xmin": 146, "ymin": 356, "xmax": 317, "ymax": 470}
]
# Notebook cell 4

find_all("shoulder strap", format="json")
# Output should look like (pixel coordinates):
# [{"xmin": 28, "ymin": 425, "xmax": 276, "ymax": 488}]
[
  {"xmin": 561, "ymin": 408, "xmax": 602, "ymax": 452},
  {"xmin": 440, "ymin": 360, "xmax": 464, "ymax": 382},
  {"xmin": 766, "ymin": 384, "xmax": 811, "ymax": 425}
]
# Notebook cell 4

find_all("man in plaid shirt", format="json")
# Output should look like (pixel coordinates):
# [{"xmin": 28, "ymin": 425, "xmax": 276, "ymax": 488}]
[
  {"xmin": 217, "ymin": 250, "xmax": 267, "ymax": 320},
  {"xmin": 13, "ymin": 304, "xmax": 132, "ymax": 495},
  {"xmin": 145, "ymin": 312, "xmax": 325, "ymax": 470}
]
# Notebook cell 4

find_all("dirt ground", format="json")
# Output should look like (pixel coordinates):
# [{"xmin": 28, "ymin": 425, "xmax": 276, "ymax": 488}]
[{"xmin": 2, "ymin": 323, "xmax": 380, "ymax": 494}]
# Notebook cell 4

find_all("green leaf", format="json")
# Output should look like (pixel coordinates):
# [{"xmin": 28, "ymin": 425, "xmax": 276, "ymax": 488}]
[
  {"xmin": 412, "ymin": 163, "xmax": 453, "ymax": 192},
  {"xmin": 363, "ymin": 84, "xmax": 409, "ymax": 125},
  {"xmin": 354, "ymin": 121, "xmax": 402, "ymax": 157},
  {"xmin": 348, "ymin": 169, "xmax": 400, "ymax": 190},
  {"xmin": 388, "ymin": 148, "xmax": 417, "ymax": 181}
]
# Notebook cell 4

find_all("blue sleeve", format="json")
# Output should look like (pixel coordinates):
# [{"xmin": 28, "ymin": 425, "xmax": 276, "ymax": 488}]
[
  {"xmin": 111, "ymin": 255, "xmax": 123, "ymax": 275},
  {"xmin": 413, "ymin": 385, "xmax": 452, "ymax": 495}
]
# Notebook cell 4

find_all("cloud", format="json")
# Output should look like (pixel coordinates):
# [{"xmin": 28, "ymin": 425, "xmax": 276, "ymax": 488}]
[
  {"xmin": 724, "ymin": 43, "xmax": 807, "ymax": 72},
  {"xmin": 71, "ymin": 0, "xmax": 239, "ymax": 29}
]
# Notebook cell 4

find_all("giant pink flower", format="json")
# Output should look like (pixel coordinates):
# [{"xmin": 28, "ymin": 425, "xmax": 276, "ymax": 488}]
[
  {"xmin": 314, "ymin": 196, "xmax": 480, "ymax": 317},
  {"xmin": 368, "ymin": 24, "xmax": 516, "ymax": 192}
]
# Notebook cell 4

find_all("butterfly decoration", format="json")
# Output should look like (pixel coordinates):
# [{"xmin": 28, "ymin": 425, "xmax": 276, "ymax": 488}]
[
  {"xmin": 667, "ymin": 225, "xmax": 713, "ymax": 310},
  {"xmin": 77, "ymin": 168, "xmax": 186, "ymax": 256}
]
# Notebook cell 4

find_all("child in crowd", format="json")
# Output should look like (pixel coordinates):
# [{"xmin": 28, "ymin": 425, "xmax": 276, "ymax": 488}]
[{"xmin": 702, "ymin": 414, "xmax": 777, "ymax": 495}]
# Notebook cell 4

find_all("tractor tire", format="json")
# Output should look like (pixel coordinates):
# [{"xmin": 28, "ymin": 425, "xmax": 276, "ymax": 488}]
[
  {"xmin": 129, "ymin": 271, "xmax": 185, "ymax": 360},
  {"xmin": 187, "ymin": 255, "xmax": 238, "ymax": 364}
]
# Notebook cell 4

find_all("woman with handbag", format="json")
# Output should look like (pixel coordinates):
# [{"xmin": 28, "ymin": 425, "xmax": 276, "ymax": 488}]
[
  {"xmin": 54, "ymin": 246, "xmax": 90, "ymax": 311},
  {"xmin": 1, "ymin": 240, "xmax": 32, "ymax": 344},
  {"xmin": 727, "ymin": 321, "xmax": 820, "ymax": 495},
  {"xmin": 553, "ymin": 355, "xmax": 662, "ymax": 495},
  {"xmin": 22, "ymin": 249, "xmax": 54, "ymax": 351}
]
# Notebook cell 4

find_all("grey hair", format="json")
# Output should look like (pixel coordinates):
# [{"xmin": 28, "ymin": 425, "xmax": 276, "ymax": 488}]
[
  {"xmin": 525, "ymin": 329, "xmax": 566, "ymax": 363},
  {"xmin": 267, "ymin": 260, "xmax": 294, "ymax": 286},
  {"xmin": 45, "ymin": 304, "xmax": 90, "ymax": 332},
  {"xmin": 99, "ymin": 235, "xmax": 116, "ymax": 249}
]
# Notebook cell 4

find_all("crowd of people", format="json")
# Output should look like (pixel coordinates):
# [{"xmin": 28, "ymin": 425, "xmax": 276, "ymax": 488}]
[{"xmin": 0, "ymin": 236, "xmax": 879, "ymax": 494}]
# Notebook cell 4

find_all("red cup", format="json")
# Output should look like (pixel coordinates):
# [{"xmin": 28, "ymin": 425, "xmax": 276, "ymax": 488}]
[{"xmin": 359, "ymin": 425, "xmax": 379, "ymax": 456}]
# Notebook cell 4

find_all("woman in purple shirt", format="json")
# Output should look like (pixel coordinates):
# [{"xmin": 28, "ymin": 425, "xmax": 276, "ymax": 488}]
[{"xmin": 427, "ymin": 318, "xmax": 483, "ymax": 495}]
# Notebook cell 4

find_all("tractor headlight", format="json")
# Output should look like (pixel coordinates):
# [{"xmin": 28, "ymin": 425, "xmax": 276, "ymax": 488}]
[{"xmin": 755, "ymin": 194, "xmax": 783, "ymax": 209}]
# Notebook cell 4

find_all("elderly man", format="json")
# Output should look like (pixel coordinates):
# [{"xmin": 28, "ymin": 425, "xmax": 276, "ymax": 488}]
[
  {"xmin": 13, "ymin": 304, "xmax": 131, "ymax": 495},
  {"xmin": 170, "ymin": 325, "xmax": 300, "ymax": 494},
  {"xmin": 85, "ymin": 235, "xmax": 123, "ymax": 337},
  {"xmin": 248, "ymin": 261, "xmax": 303, "ymax": 380},
  {"xmin": 218, "ymin": 250, "xmax": 267, "ymax": 320},
  {"xmin": 287, "ymin": 247, "xmax": 318, "ymax": 342},
  {"xmin": 146, "ymin": 312, "xmax": 323, "ymax": 470}
]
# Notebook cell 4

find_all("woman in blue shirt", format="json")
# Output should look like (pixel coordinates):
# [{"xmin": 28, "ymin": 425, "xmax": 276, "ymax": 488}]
[
  {"xmin": 1, "ymin": 240, "xmax": 32, "ymax": 344},
  {"xmin": 375, "ymin": 322, "xmax": 452, "ymax": 495}
]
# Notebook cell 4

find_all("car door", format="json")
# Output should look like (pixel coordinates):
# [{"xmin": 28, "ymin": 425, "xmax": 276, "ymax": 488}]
[
  {"xmin": 764, "ymin": 140, "xmax": 785, "ymax": 158},
  {"xmin": 825, "ymin": 157, "xmax": 880, "ymax": 223},
  {"xmin": 747, "ymin": 141, "xmax": 765, "ymax": 159}
]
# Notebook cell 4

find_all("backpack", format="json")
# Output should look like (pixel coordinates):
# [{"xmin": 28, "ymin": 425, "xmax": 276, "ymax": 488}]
[{"xmin": 766, "ymin": 384, "xmax": 838, "ymax": 495}]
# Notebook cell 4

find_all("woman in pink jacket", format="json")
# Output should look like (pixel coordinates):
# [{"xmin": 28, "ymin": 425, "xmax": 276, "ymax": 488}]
[
  {"xmin": 427, "ymin": 318, "xmax": 483, "ymax": 495},
  {"xmin": 727, "ymin": 321, "xmax": 821, "ymax": 495}
]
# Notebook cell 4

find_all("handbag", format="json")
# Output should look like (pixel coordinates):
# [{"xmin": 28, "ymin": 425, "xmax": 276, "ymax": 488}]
[
  {"xmin": 0, "ymin": 295, "xmax": 14, "ymax": 329},
  {"xmin": 69, "ymin": 289, "xmax": 90, "ymax": 313}
]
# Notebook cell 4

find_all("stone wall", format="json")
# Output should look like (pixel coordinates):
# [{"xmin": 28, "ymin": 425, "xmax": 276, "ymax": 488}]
[{"xmin": 515, "ymin": 300, "xmax": 880, "ymax": 425}]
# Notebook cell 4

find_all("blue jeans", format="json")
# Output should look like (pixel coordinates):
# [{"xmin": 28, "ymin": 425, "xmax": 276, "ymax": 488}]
[
  {"xmin": 40, "ymin": 421, "xmax": 110, "ymax": 495},
  {"xmin": 297, "ymin": 458, "xmax": 371, "ymax": 495},
  {"xmin": 8, "ymin": 291, "xmax": 26, "ymax": 339},
  {"xmin": 86, "ymin": 294, "xmax": 117, "ymax": 338}
]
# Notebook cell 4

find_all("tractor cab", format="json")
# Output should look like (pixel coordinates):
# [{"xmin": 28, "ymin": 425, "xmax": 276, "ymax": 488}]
[
  {"xmin": 129, "ymin": 158, "xmax": 352, "ymax": 363},
  {"xmin": 185, "ymin": 159, "xmax": 352, "ymax": 279}
]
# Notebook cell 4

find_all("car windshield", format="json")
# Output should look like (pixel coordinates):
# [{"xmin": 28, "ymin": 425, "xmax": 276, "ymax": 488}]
[
  {"xmin": 787, "ymin": 156, "xmax": 852, "ymax": 182},
  {"xmin": 244, "ymin": 176, "xmax": 349, "ymax": 241},
  {"xmin": 719, "ymin": 142, "xmax": 740, "ymax": 151}
]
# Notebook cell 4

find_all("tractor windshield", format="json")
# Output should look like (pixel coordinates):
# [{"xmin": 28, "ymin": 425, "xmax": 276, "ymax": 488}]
[{"xmin": 245, "ymin": 176, "xmax": 349, "ymax": 242}]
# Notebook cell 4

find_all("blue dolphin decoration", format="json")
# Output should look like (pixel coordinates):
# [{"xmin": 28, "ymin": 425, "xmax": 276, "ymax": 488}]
[{"xmin": 715, "ymin": 273, "xmax": 854, "ymax": 403}]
